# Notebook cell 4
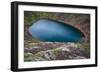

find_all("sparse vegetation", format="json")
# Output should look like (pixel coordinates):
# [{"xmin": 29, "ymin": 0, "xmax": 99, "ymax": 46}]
[{"xmin": 24, "ymin": 11, "xmax": 90, "ymax": 62}]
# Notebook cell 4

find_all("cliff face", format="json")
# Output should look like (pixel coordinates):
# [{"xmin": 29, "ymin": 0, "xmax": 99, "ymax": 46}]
[
  {"xmin": 48, "ymin": 13, "xmax": 90, "ymax": 42},
  {"xmin": 24, "ymin": 12, "xmax": 90, "ymax": 43},
  {"xmin": 24, "ymin": 11, "xmax": 90, "ymax": 62}
]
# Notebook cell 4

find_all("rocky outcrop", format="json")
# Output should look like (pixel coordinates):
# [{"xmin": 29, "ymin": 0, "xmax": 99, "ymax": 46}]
[
  {"xmin": 24, "ymin": 42, "xmax": 90, "ymax": 61},
  {"xmin": 24, "ymin": 12, "xmax": 90, "ymax": 62},
  {"xmin": 24, "ymin": 12, "xmax": 90, "ymax": 42}
]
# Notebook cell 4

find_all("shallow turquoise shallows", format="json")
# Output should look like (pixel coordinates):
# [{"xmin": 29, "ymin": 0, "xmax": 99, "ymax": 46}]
[{"xmin": 28, "ymin": 19, "xmax": 84, "ymax": 42}]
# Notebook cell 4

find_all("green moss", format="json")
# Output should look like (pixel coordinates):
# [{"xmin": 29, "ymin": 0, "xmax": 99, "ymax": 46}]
[
  {"xmin": 25, "ymin": 39, "xmax": 40, "ymax": 48},
  {"xmin": 34, "ymin": 51, "xmax": 44, "ymax": 57},
  {"xmin": 52, "ymin": 48, "xmax": 61, "ymax": 55},
  {"xmin": 74, "ymin": 42, "xmax": 90, "ymax": 53},
  {"xmin": 32, "ymin": 51, "xmax": 47, "ymax": 61},
  {"xmin": 25, "ymin": 43, "xmax": 37, "ymax": 48},
  {"xmin": 75, "ymin": 43, "xmax": 82, "ymax": 48},
  {"xmin": 82, "ymin": 42, "xmax": 90, "ymax": 53},
  {"xmin": 24, "ymin": 11, "xmax": 51, "ymax": 27},
  {"xmin": 24, "ymin": 53, "xmax": 33, "ymax": 61}
]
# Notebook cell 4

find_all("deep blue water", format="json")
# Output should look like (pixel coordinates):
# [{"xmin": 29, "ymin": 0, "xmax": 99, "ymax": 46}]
[{"xmin": 28, "ymin": 19, "xmax": 84, "ymax": 42}]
